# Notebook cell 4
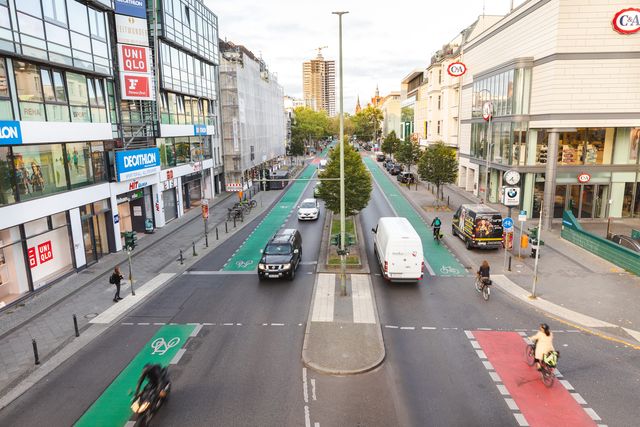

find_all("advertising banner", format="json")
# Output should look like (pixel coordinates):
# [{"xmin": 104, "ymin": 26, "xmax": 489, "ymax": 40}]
[
  {"xmin": 0, "ymin": 120, "xmax": 22, "ymax": 145},
  {"xmin": 115, "ymin": 14, "xmax": 149, "ymax": 46},
  {"xmin": 115, "ymin": 148, "xmax": 161, "ymax": 181},
  {"xmin": 120, "ymin": 73, "xmax": 154, "ymax": 100},
  {"xmin": 118, "ymin": 44, "xmax": 151, "ymax": 73},
  {"xmin": 115, "ymin": 0, "xmax": 147, "ymax": 19}
]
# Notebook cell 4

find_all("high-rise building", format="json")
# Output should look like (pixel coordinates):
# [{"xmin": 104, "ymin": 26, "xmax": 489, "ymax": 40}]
[{"xmin": 302, "ymin": 52, "xmax": 335, "ymax": 117}]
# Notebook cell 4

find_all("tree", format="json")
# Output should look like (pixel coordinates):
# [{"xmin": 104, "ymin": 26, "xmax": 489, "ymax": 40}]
[
  {"xmin": 396, "ymin": 138, "xmax": 422, "ymax": 172},
  {"xmin": 287, "ymin": 139, "xmax": 305, "ymax": 157},
  {"xmin": 291, "ymin": 107, "xmax": 331, "ymax": 151},
  {"xmin": 418, "ymin": 142, "xmax": 458, "ymax": 200},
  {"xmin": 381, "ymin": 130, "xmax": 400, "ymax": 158},
  {"xmin": 317, "ymin": 142, "xmax": 372, "ymax": 216},
  {"xmin": 351, "ymin": 105, "xmax": 383, "ymax": 142}
]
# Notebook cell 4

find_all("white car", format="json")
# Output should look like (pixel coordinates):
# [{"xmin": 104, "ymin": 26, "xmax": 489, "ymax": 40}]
[{"xmin": 297, "ymin": 198, "xmax": 320, "ymax": 221}]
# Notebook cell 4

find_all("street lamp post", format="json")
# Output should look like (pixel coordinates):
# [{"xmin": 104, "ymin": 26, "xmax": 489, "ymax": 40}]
[
  {"xmin": 333, "ymin": 10, "xmax": 348, "ymax": 297},
  {"xmin": 481, "ymin": 100, "xmax": 494, "ymax": 202}
]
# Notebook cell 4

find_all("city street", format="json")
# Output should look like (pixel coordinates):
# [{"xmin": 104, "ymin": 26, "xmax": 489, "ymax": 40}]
[{"xmin": 0, "ymin": 157, "xmax": 638, "ymax": 426}]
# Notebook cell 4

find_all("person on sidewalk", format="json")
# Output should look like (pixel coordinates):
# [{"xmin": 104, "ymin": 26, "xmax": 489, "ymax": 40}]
[
  {"xmin": 110, "ymin": 266, "xmax": 124, "ymax": 302},
  {"xmin": 529, "ymin": 323, "xmax": 555, "ymax": 371},
  {"xmin": 431, "ymin": 216, "xmax": 442, "ymax": 240}
]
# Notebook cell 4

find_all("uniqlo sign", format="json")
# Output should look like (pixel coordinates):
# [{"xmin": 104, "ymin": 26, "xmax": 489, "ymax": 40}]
[
  {"xmin": 121, "ymin": 74, "xmax": 154, "ymax": 100},
  {"xmin": 118, "ymin": 44, "xmax": 151, "ymax": 73},
  {"xmin": 37, "ymin": 241, "xmax": 53, "ymax": 264},
  {"xmin": 28, "ymin": 247, "xmax": 37, "ymax": 268}
]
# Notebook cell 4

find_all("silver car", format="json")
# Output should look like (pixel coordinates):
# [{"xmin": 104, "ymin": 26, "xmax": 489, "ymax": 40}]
[{"xmin": 297, "ymin": 198, "xmax": 319, "ymax": 221}]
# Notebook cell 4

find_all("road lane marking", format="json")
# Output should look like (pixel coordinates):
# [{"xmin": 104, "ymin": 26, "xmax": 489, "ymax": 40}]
[
  {"xmin": 170, "ymin": 348, "xmax": 186, "ymax": 364},
  {"xmin": 351, "ymin": 274, "xmax": 376, "ymax": 324},
  {"xmin": 400, "ymin": 326, "xmax": 415, "ymax": 330},
  {"xmin": 190, "ymin": 324, "xmax": 203, "ymax": 337},
  {"xmin": 311, "ymin": 274, "xmax": 335, "ymax": 322},
  {"xmin": 311, "ymin": 378, "xmax": 317, "ymax": 401},
  {"xmin": 584, "ymin": 408, "xmax": 601, "ymax": 421}
]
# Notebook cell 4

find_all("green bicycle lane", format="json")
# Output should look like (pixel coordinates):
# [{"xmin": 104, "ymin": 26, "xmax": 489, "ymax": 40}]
[
  {"xmin": 363, "ymin": 156, "xmax": 467, "ymax": 277},
  {"xmin": 75, "ymin": 324, "xmax": 195, "ymax": 427},
  {"xmin": 223, "ymin": 164, "xmax": 316, "ymax": 271}
]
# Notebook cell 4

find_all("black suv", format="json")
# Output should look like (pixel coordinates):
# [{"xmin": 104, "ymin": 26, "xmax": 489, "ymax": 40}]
[{"xmin": 258, "ymin": 229, "xmax": 302, "ymax": 280}]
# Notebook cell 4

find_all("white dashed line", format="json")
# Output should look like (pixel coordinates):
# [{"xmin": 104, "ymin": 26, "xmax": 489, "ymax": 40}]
[
  {"xmin": 504, "ymin": 398, "xmax": 519, "ymax": 411},
  {"xmin": 271, "ymin": 323, "xmax": 285, "ymax": 326},
  {"xmin": 513, "ymin": 413, "xmax": 529, "ymax": 426},
  {"xmin": 385, "ymin": 325, "xmax": 399, "ymax": 329},
  {"xmin": 489, "ymin": 372, "xmax": 502, "ymax": 383},
  {"xmin": 496, "ymin": 384, "xmax": 509, "ymax": 396},
  {"xmin": 223, "ymin": 323, "xmax": 234, "ymax": 326},
  {"xmin": 559, "ymin": 379, "xmax": 574, "ymax": 390},
  {"xmin": 470, "ymin": 340, "xmax": 480, "ymax": 349},
  {"xmin": 464, "ymin": 330, "xmax": 474, "ymax": 339},
  {"xmin": 571, "ymin": 393, "xmax": 587, "ymax": 405},
  {"xmin": 190, "ymin": 324, "xmax": 204, "ymax": 337},
  {"xmin": 400, "ymin": 326, "xmax": 415, "ymax": 330},
  {"xmin": 422, "ymin": 326, "xmax": 437, "ymax": 330},
  {"xmin": 170, "ymin": 349, "xmax": 186, "ymax": 365},
  {"xmin": 475, "ymin": 350, "xmax": 487, "ymax": 359},
  {"xmin": 311, "ymin": 378, "xmax": 317, "ymax": 401},
  {"xmin": 584, "ymin": 408, "xmax": 601, "ymax": 421},
  {"xmin": 482, "ymin": 361, "xmax": 494, "ymax": 370}
]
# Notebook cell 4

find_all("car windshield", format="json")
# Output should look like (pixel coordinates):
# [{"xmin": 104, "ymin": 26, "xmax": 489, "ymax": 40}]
[
  {"xmin": 264, "ymin": 243, "xmax": 292, "ymax": 255},
  {"xmin": 300, "ymin": 201, "xmax": 316, "ymax": 209}
]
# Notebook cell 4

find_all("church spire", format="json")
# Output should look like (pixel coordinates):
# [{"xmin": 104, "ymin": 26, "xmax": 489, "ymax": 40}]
[
  {"xmin": 375, "ymin": 84, "xmax": 379, "ymax": 97},
  {"xmin": 355, "ymin": 95, "xmax": 361, "ymax": 113}
]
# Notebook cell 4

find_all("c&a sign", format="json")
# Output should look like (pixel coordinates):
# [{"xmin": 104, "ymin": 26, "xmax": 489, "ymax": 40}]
[
  {"xmin": 612, "ymin": 8, "xmax": 640, "ymax": 34},
  {"xmin": 0, "ymin": 120, "xmax": 22, "ymax": 145},
  {"xmin": 115, "ymin": 147, "xmax": 161, "ymax": 181}
]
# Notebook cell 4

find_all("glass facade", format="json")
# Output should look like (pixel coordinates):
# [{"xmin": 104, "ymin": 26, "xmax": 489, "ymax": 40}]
[
  {"xmin": 472, "ymin": 68, "xmax": 530, "ymax": 119},
  {"xmin": 160, "ymin": 0, "xmax": 218, "ymax": 65},
  {"xmin": 0, "ymin": 141, "xmax": 107, "ymax": 206},
  {"xmin": 535, "ymin": 128, "xmax": 616, "ymax": 165},
  {"xmin": 160, "ymin": 41, "xmax": 217, "ymax": 100},
  {"xmin": 156, "ymin": 136, "xmax": 211, "ymax": 167},
  {"xmin": 159, "ymin": 91, "xmax": 215, "ymax": 125},
  {"xmin": 13, "ymin": 58, "xmax": 108, "ymax": 123}
]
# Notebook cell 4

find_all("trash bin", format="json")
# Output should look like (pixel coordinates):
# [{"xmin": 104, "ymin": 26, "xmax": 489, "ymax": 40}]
[{"xmin": 520, "ymin": 234, "xmax": 529, "ymax": 249}]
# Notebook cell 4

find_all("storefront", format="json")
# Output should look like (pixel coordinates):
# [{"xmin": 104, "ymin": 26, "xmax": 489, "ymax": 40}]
[
  {"xmin": 182, "ymin": 172, "xmax": 202, "ymax": 211},
  {"xmin": 0, "ymin": 212, "xmax": 75, "ymax": 306},
  {"xmin": 162, "ymin": 187, "xmax": 178, "ymax": 222},
  {"xmin": 80, "ymin": 199, "xmax": 114, "ymax": 265},
  {"xmin": 117, "ymin": 186, "xmax": 154, "ymax": 234}
]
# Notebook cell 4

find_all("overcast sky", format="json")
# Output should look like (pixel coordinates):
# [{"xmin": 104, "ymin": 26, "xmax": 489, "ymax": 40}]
[{"xmin": 205, "ymin": 0, "xmax": 525, "ymax": 114}]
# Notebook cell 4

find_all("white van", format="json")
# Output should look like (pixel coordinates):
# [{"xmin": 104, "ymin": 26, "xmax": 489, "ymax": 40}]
[
  {"xmin": 371, "ymin": 217, "xmax": 424, "ymax": 282},
  {"xmin": 318, "ymin": 159, "xmax": 328, "ymax": 171}
]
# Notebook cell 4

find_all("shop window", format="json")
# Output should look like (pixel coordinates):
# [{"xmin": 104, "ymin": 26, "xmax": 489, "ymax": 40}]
[
  {"xmin": 67, "ymin": 72, "xmax": 90, "ymax": 122},
  {"xmin": 67, "ymin": 142, "xmax": 93, "ymax": 188},
  {"xmin": 175, "ymin": 137, "xmax": 189, "ymax": 164},
  {"xmin": 0, "ymin": 226, "xmax": 29, "ymax": 305},
  {"xmin": 24, "ymin": 216, "xmax": 73, "ymax": 290},
  {"xmin": 41, "ymin": 68, "xmax": 70, "ymax": 122},
  {"xmin": 0, "ymin": 147, "xmax": 16, "ymax": 205},
  {"xmin": 15, "ymin": 61, "xmax": 46, "ymax": 121},
  {"xmin": 90, "ymin": 141, "xmax": 107, "ymax": 182},
  {"xmin": 536, "ymin": 130, "xmax": 548, "ymax": 165},
  {"xmin": 12, "ymin": 144, "xmax": 67, "ymax": 201},
  {"xmin": 0, "ymin": 58, "xmax": 12, "ymax": 119}
]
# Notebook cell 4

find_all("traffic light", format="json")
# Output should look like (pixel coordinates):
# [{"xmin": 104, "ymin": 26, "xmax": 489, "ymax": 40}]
[{"xmin": 124, "ymin": 231, "xmax": 137, "ymax": 251}]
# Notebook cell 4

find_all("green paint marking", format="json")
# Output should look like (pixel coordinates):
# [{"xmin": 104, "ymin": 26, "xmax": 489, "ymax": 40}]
[
  {"xmin": 364, "ymin": 156, "xmax": 467, "ymax": 277},
  {"xmin": 223, "ymin": 144, "xmax": 334, "ymax": 272},
  {"xmin": 75, "ymin": 324, "xmax": 195, "ymax": 427}
]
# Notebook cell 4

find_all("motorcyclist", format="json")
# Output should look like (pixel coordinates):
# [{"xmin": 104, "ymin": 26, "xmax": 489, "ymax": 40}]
[
  {"xmin": 529, "ymin": 323, "xmax": 555, "ymax": 371},
  {"xmin": 134, "ymin": 363, "xmax": 168, "ymax": 400},
  {"xmin": 477, "ymin": 260, "xmax": 491, "ymax": 285},
  {"xmin": 431, "ymin": 216, "xmax": 442, "ymax": 240}
]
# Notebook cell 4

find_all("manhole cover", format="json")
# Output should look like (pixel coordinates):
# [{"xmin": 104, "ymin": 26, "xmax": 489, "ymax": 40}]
[{"xmin": 85, "ymin": 313, "xmax": 98, "ymax": 319}]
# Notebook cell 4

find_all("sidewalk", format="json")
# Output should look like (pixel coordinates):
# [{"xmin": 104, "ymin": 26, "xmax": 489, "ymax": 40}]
[
  {"xmin": 0, "ymin": 187, "xmax": 285, "ymax": 397},
  {"xmin": 371, "ymin": 157, "xmax": 640, "ymax": 346}
]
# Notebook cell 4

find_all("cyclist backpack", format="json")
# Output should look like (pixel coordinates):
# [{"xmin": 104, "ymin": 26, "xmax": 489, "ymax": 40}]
[
  {"xmin": 434, "ymin": 218, "xmax": 441, "ymax": 227},
  {"xmin": 543, "ymin": 351, "xmax": 558, "ymax": 367}
]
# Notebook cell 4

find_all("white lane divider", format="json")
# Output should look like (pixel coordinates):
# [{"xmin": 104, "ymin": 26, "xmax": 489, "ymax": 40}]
[
  {"xmin": 90, "ymin": 273, "xmax": 175, "ymax": 324},
  {"xmin": 351, "ymin": 274, "xmax": 376, "ymax": 324},
  {"xmin": 311, "ymin": 274, "xmax": 335, "ymax": 322}
]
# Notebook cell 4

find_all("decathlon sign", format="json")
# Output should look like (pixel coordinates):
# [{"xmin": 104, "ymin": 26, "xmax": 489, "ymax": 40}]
[
  {"xmin": 613, "ymin": 8, "xmax": 640, "ymax": 34},
  {"xmin": 0, "ymin": 121, "xmax": 22, "ymax": 145},
  {"xmin": 115, "ymin": 148, "xmax": 160, "ymax": 181},
  {"xmin": 115, "ymin": 0, "xmax": 147, "ymax": 19},
  {"xmin": 447, "ymin": 62, "xmax": 467, "ymax": 77}
]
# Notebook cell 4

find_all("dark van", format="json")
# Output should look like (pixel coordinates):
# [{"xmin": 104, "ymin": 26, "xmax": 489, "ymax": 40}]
[
  {"xmin": 452, "ymin": 204, "xmax": 503, "ymax": 249},
  {"xmin": 258, "ymin": 229, "xmax": 302, "ymax": 280}
]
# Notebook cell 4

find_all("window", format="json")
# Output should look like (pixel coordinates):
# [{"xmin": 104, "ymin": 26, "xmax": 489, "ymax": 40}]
[
  {"xmin": 87, "ymin": 78, "xmax": 106, "ymax": 122},
  {"xmin": 0, "ymin": 147, "xmax": 16, "ymax": 206},
  {"xmin": 66, "ymin": 72, "xmax": 90, "ymax": 122},
  {"xmin": 0, "ymin": 58, "xmax": 12, "ymax": 119},
  {"xmin": 437, "ymin": 120, "xmax": 441, "ymax": 135},
  {"xmin": 40, "ymin": 68, "xmax": 69, "ymax": 121},
  {"xmin": 15, "ymin": 61, "xmax": 45, "ymax": 121},
  {"xmin": 184, "ymin": 6, "xmax": 190, "ymax": 25},
  {"xmin": 438, "ymin": 69, "xmax": 442, "ymax": 84},
  {"xmin": 67, "ymin": 1, "xmax": 89, "ymax": 35},
  {"xmin": 90, "ymin": 141, "xmax": 107, "ymax": 182},
  {"xmin": 437, "ymin": 95, "xmax": 441, "ymax": 110},
  {"xmin": 43, "ymin": 0, "xmax": 67, "ymax": 26},
  {"xmin": 66, "ymin": 142, "xmax": 94, "ymax": 188},
  {"xmin": 12, "ymin": 144, "xmax": 67, "ymax": 201},
  {"xmin": 16, "ymin": 0, "xmax": 42, "ymax": 18},
  {"xmin": 88, "ymin": 8, "xmax": 106, "ymax": 40}
]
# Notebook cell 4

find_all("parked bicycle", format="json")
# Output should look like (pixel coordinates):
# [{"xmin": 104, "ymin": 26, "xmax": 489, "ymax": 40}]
[
  {"xmin": 227, "ymin": 207, "xmax": 244, "ymax": 221},
  {"xmin": 525, "ymin": 342, "xmax": 559, "ymax": 387}
]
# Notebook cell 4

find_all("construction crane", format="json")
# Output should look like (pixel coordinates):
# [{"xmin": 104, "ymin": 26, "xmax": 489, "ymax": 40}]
[{"xmin": 315, "ymin": 46, "xmax": 328, "ymax": 58}]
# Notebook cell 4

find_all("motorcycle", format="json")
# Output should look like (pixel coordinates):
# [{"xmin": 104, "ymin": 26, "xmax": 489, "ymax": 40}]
[{"xmin": 131, "ymin": 368, "xmax": 171, "ymax": 426}]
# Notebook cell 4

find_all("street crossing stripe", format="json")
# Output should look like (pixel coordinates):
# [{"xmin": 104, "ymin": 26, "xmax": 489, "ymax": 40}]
[{"xmin": 74, "ymin": 324, "xmax": 195, "ymax": 427}]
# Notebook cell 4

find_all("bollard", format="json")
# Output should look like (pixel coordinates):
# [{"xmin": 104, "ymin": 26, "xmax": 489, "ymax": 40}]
[
  {"xmin": 233, "ymin": 216, "xmax": 236, "ymax": 228},
  {"xmin": 32, "ymin": 339, "xmax": 40, "ymax": 365},
  {"xmin": 192, "ymin": 241, "xmax": 197, "ymax": 256},
  {"xmin": 508, "ymin": 255, "xmax": 512, "ymax": 272},
  {"xmin": 205, "ymin": 233, "xmax": 209, "ymax": 248},
  {"xmin": 225, "ymin": 222, "xmax": 228, "ymax": 233},
  {"xmin": 179, "ymin": 249, "xmax": 184, "ymax": 265},
  {"xmin": 216, "ymin": 227, "xmax": 219, "ymax": 240},
  {"xmin": 240, "ymin": 213, "xmax": 244, "ymax": 223},
  {"xmin": 73, "ymin": 314, "xmax": 79, "ymax": 337},
  {"xmin": 447, "ymin": 196, "xmax": 450, "ymax": 207}
]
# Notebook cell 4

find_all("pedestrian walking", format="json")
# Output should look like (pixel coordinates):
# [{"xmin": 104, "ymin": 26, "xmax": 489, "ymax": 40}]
[{"xmin": 109, "ymin": 266, "xmax": 124, "ymax": 302}]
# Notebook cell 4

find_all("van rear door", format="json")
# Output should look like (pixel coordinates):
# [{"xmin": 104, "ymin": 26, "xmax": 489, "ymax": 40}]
[
  {"xmin": 474, "ymin": 214, "xmax": 503, "ymax": 246},
  {"xmin": 386, "ymin": 243, "xmax": 423, "ymax": 279}
]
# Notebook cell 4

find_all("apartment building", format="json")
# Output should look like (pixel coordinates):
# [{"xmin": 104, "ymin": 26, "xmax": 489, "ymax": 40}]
[
  {"xmin": 399, "ymin": 69, "xmax": 423, "ymax": 140},
  {"xmin": 302, "ymin": 52, "xmax": 335, "ymax": 117},
  {"xmin": 380, "ymin": 92, "xmax": 401, "ymax": 138}
]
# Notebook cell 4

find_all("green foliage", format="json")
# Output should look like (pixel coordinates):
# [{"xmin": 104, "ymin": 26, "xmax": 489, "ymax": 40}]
[
  {"xmin": 401, "ymin": 106, "xmax": 414, "ymax": 123},
  {"xmin": 291, "ymin": 107, "xmax": 331, "ymax": 145},
  {"xmin": 381, "ymin": 131, "xmax": 400, "ymax": 157},
  {"xmin": 351, "ymin": 105, "xmax": 383, "ymax": 141},
  {"xmin": 287, "ymin": 139, "xmax": 305, "ymax": 157},
  {"xmin": 317, "ymin": 142, "xmax": 372, "ymax": 215},
  {"xmin": 418, "ymin": 142, "xmax": 458, "ymax": 198},
  {"xmin": 396, "ymin": 139, "xmax": 422, "ymax": 171}
]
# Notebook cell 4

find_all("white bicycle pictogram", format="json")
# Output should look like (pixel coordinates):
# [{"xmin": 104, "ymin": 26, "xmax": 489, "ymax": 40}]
[
  {"xmin": 151, "ymin": 337, "xmax": 180, "ymax": 356},
  {"xmin": 236, "ymin": 260, "xmax": 254, "ymax": 268},
  {"xmin": 440, "ymin": 265, "xmax": 460, "ymax": 275}
]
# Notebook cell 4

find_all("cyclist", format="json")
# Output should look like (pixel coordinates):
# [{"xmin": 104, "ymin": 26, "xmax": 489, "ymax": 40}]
[
  {"xmin": 529, "ymin": 323, "xmax": 555, "ymax": 371},
  {"xmin": 477, "ymin": 260, "xmax": 491, "ymax": 285},
  {"xmin": 134, "ymin": 363, "xmax": 169, "ymax": 400},
  {"xmin": 431, "ymin": 216, "xmax": 442, "ymax": 241}
]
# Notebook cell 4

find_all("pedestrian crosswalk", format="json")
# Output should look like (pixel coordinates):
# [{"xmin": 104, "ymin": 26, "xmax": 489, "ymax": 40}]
[{"xmin": 310, "ymin": 273, "xmax": 377, "ymax": 324}]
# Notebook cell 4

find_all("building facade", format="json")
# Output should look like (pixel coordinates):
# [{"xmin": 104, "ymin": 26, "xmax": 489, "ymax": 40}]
[
  {"xmin": 0, "ymin": 0, "xmax": 222, "ymax": 307},
  {"xmin": 399, "ymin": 70, "xmax": 423, "ymax": 140},
  {"xmin": 219, "ymin": 40, "xmax": 286, "ymax": 191},
  {"xmin": 380, "ymin": 92, "xmax": 401, "ymax": 138},
  {"xmin": 302, "ymin": 53, "xmax": 335, "ymax": 117},
  {"xmin": 458, "ymin": 0, "xmax": 640, "ymax": 227}
]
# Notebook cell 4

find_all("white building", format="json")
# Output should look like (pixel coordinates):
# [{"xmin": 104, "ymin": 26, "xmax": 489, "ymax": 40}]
[
  {"xmin": 458, "ymin": 0, "xmax": 640, "ymax": 227},
  {"xmin": 380, "ymin": 92, "xmax": 401, "ymax": 138}
]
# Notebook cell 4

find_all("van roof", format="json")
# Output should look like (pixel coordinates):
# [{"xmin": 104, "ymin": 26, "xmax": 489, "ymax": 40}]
[
  {"xmin": 377, "ymin": 217, "xmax": 419, "ymax": 239},
  {"xmin": 462, "ymin": 204, "xmax": 501, "ymax": 215}
]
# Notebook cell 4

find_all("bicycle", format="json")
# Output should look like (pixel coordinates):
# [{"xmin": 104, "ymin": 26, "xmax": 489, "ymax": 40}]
[
  {"xmin": 475, "ymin": 276, "xmax": 491, "ymax": 301},
  {"xmin": 525, "ymin": 343, "xmax": 559, "ymax": 387},
  {"xmin": 433, "ymin": 228, "xmax": 442, "ymax": 244}
]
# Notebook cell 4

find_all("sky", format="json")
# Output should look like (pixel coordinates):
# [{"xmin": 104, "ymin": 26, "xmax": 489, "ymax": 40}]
[{"xmin": 205, "ymin": 0, "xmax": 526, "ymax": 114}]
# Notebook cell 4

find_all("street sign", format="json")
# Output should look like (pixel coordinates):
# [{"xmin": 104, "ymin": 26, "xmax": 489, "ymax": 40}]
[
  {"xmin": 482, "ymin": 102, "xmax": 493, "ymax": 121},
  {"xmin": 518, "ymin": 210, "xmax": 527, "ymax": 222},
  {"xmin": 502, "ymin": 186, "xmax": 520, "ymax": 206},
  {"xmin": 503, "ymin": 217, "xmax": 514, "ymax": 231}
]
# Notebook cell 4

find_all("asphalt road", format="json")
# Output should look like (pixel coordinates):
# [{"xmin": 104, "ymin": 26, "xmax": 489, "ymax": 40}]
[{"xmin": 1, "ymin": 167, "xmax": 639, "ymax": 426}]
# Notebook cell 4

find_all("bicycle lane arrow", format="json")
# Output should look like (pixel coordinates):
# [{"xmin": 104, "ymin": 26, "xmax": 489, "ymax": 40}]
[
  {"xmin": 74, "ymin": 324, "xmax": 195, "ymax": 427},
  {"xmin": 473, "ymin": 331, "xmax": 597, "ymax": 427}
]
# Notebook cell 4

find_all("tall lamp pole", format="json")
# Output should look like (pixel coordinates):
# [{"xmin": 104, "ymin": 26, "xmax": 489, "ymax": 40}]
[
  {"xmin": 481, "ymin": 100, "xmax": 494, "ymax": 202},
  {"xmin": 333, "ymin": 11, "xmax": 348, "ymax": 296}
]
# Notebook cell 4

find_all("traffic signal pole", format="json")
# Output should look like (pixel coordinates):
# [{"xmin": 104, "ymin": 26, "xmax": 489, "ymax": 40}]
[{"xmin": 127, "ymin": 249, "xmax": 135, "ymax": 296}]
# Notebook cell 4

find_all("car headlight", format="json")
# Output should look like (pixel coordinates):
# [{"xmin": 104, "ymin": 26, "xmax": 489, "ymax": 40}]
[
  {"xmin": 282, "ymin": 263, "xmax": 291, "ymax": 270},
  {"xmin": 258, "ymin": 263, "xmax": 266, "ymax": 270}
]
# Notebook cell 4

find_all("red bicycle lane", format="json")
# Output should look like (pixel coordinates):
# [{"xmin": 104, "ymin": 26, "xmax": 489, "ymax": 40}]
[{"xmin": 473, "ymin": 331, "xmax": 597, "ymax": 427}]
